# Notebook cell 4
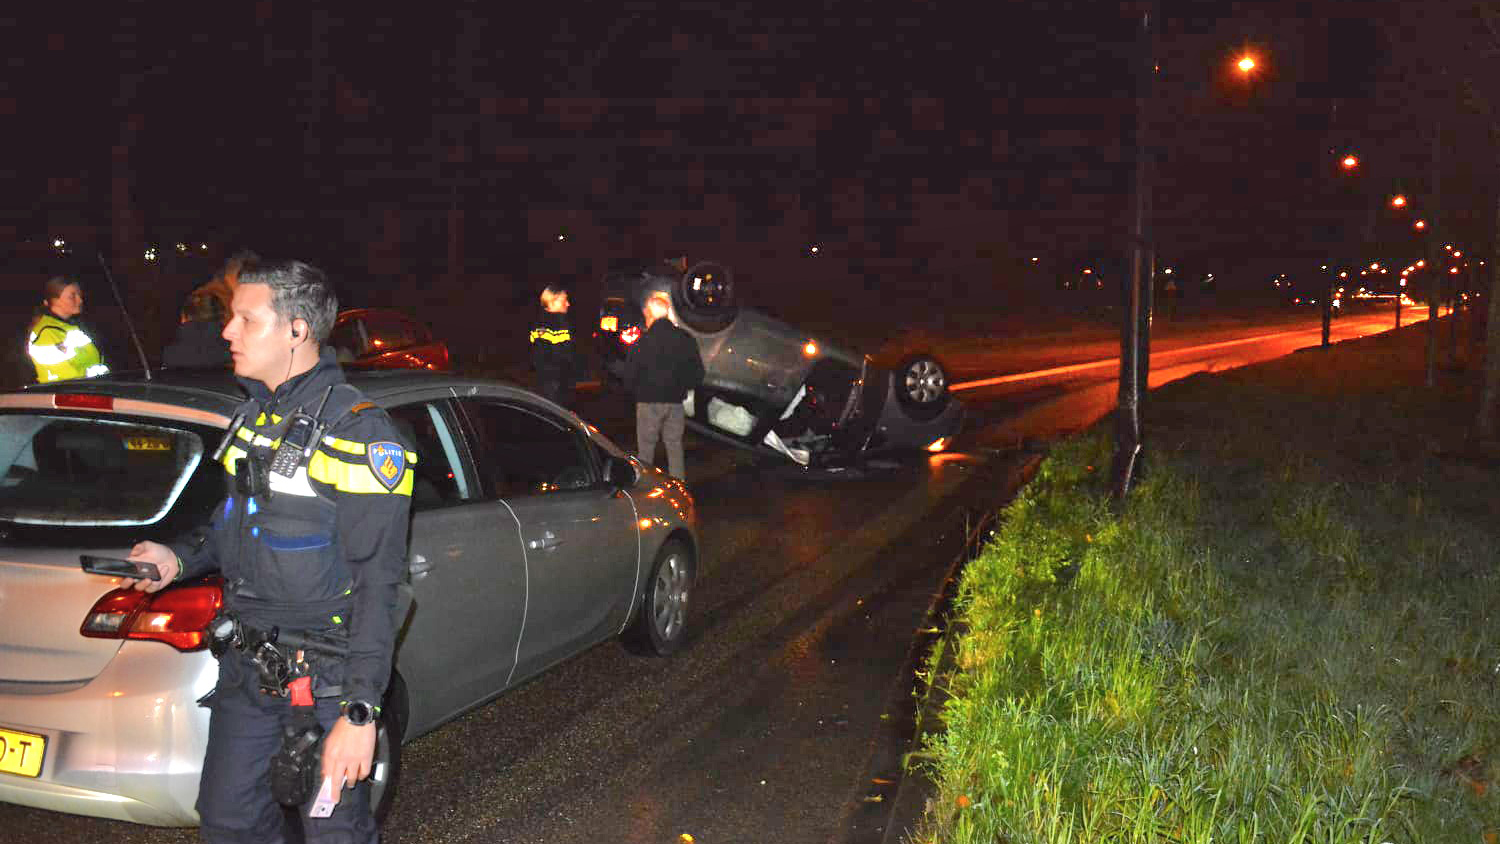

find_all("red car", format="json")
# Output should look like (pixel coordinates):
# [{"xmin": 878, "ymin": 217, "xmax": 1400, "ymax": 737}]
[{"xmin": 328, "ymin": 308, "xmax": 450, "ymax": 371}]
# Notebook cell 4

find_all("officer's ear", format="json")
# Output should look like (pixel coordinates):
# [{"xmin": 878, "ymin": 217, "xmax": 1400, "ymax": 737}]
[{"xmin": 289, "ymin": 318, "xmax": 307, "ymax": 345}]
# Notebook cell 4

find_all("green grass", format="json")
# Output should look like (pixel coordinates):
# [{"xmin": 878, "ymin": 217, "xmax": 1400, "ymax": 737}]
[{"xmin": 912, "ymin": 431, "xmax": 1499, "ymax": 843}]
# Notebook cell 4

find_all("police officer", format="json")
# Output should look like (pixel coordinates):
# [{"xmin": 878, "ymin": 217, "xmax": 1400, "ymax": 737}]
[
  {"xmin": 127, "ymin": 260, "xmax": 414, "ymax": 843},
  {"xmin": 529, "ymin": 284, "xmax": 580, "ymax": 408},
  {"xmin": 27, "ymin": 276, "xmax": 109, "ymax": 383}
]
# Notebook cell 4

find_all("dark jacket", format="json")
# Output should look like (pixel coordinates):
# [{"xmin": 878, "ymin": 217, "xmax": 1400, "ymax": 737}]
[
  {"xmin": 529, "ymin": 311, "xmax": 579, "ymax": 385},
  {"xmin": 161, "ymin": 320, "xmax": 231, "ymax": 369},
  {"xmin": 621, "ymin": 318, "xmax": 704, "ymax": 403},
  {"xmin": 169, "ymin": 348, "xmax": 414, "ymax": 706}
]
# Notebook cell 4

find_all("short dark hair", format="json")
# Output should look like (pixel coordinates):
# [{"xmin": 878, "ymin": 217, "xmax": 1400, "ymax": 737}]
[
  {"xmin": 237, "ymin": 260, "xmax": 339, "ymax": 343},
  {"xmin": 42, "ymin": 276, "xmax": 78, "ymax": 304}
]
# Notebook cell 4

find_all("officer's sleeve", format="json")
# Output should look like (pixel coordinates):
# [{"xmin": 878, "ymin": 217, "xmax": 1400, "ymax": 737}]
[
  {"xmin": 329, "ymin": 411, "xmax": 413, "ymax": 707},
  {"xmin": 168, "ymin": 523, "xmax": 222, "ymax": 581}
]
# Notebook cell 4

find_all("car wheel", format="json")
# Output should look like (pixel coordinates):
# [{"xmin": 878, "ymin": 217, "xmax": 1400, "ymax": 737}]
[
  {"xmin": 624, "ymin": 539, "xmax": 695, "ymax": 656},
  {"xmin": 894, "ymin": 354, "xmax": 952, "ymax": 420},
  {"xmin": 370, "ymin": 672, "xmax": 407, "ymax": 824}
]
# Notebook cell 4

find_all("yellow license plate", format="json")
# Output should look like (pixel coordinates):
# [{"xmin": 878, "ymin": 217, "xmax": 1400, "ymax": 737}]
[
  {"xmin": 0, "ymin": 727, "xmax": 45, "ymax": 778},
  {"xmin": 124, "ymin": 436, "xmax": 171, "ymax": 451},
  {"xmin": 600, "ymin": 316, "xmax": 618, "ymax": 332}
]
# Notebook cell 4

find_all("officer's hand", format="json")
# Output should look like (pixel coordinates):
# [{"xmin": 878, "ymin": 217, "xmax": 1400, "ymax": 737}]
[
  {"xmin": 126, "ymin": 541, "xmax": 179, "ymax": 593},
  {"xmin": 322, "ymin": 717, "xmax": 377, "ymax": 793}
]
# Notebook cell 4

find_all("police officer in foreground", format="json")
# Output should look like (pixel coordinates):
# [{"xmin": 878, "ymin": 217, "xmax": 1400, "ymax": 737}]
[{"xmin": 127, "ymin": 259, "xmax": 414, "ymax": 843}]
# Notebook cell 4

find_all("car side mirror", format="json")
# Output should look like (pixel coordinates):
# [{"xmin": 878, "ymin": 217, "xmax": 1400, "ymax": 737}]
[{"xmin": 603, "ymin": 455, "xmax": 638, "ymax": 488}]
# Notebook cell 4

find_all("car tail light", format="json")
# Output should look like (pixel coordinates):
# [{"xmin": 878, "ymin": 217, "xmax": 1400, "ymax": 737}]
[
  {"xmin": 54, "ymin": 394, "xmax": 113, "ymax": 410},
  {"xmin": 620, "ymin": 325, "xmax": 641, "ymax": 346},
  {"xmin": 80, "ymin": 579, "xmax": 223, "ymax": 651}
]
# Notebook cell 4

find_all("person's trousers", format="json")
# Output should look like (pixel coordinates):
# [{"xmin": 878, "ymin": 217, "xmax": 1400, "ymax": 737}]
[
  {"xmin": 197, "ymin": 652, "xmax": 378, "ymax": 844},
  {"xmin": 538, "ymin": 379, "xmax": 574, "ymax": 410},
  {"xmin": 636, "ymin": 401, "xmax": 686, "ymax": 480}
]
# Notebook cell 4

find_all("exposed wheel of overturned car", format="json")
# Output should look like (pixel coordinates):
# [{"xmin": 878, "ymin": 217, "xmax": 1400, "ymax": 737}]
[
  {"xmin": 624, "ymin": 539, "xmax": 695, "ymax": 656},
  {"xmin": 894, "ymin": 354, "xmax": 952, "ymax": 421},
  {"xmin": 673, "ymin": 261, "xmax": 738, "ymax": 333}
]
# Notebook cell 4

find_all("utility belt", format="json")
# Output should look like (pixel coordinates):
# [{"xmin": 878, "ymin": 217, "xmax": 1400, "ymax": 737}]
[
  {"xmin": 207, "ymin": 610, "xmax": 348, "ymax": 699},
  {"xmin": 208, "ymin": 609, "xmax": 350, "ymax": 807}
]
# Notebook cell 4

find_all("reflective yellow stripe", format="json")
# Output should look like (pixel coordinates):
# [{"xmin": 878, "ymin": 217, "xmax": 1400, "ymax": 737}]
[
  {"xmin": 308, "ymin": 450, "xmax": 413, "ymax": 496},
  {"xmin": 529, "ymin": 328, "xmax": 572, "ymax": 344},
  {"xmin": 322, "ymin": 435, "xmax": 365, "ymax": 455},
  {"xmin": 221, "ymin": 443, "xmax": 247, "ymax": 474}
]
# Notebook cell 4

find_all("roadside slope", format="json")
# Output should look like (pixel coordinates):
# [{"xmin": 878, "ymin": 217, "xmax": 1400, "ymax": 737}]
[{"xmin": 907, "ymin": 317, "xmax": 1499, "ymax": 843}]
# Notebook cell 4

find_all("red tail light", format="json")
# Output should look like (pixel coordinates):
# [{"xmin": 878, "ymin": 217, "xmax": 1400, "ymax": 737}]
[
  {"xmin": 620, "ymin": 325, "xmax": 641, "ymax": 346},
  {"xmin": 54, "ymin": 394, "xmax": 114, "ymax": 410},
  {"xmin": 80, "ymin": 579, "xmax": 223, "ymax": 651}
]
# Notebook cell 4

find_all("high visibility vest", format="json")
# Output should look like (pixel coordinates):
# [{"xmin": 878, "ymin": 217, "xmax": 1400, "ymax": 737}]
[{"xmin": 27, "ymin": 312, "xmax": 108, "ymax": 383}]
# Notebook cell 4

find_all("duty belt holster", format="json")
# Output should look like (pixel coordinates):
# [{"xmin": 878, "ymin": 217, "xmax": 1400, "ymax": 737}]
[{"xmin": 269, "ymin": 675, "xmax": 325, "ymax": 807}]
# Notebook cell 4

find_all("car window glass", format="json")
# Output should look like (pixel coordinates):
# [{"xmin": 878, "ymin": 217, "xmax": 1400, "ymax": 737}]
[
  {"xmin": 0, "ymin": 414, "xmax": 204, "ymax": 526},
  {"xmin": 361, "ymin": 312, "xmax": 423, "ymax": 354},
  {"xmin": 329, "ymin": 318, "xmax": 365, "ymax": 363},
  {"xmin": 386, "ymin": 401, "xmax": 470, "ymax": 510},
  {"xmin": 458, "ymin": 400, "xmax": 594, "ymax": 498}
]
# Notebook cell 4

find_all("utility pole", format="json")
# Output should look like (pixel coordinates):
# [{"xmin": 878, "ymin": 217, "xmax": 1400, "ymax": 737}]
[
  {"xmin": 1112, "ymin": 0, "xmax": 1156, "ymax": 499},
  {"xmin": 1425, "ymin": 123, "xmax": 1441, "ymax": 387}
]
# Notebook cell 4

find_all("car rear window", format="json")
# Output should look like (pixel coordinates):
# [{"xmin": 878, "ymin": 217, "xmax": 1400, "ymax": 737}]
[{"xmin": 0, "ymin": 414, "xmax": 206, "ymax": 526}]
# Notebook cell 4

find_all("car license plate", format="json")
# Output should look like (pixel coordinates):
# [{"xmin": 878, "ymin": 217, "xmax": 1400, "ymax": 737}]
[
  {"xmin": 599, "ymin": 316, "xmax": 618, "ymax": 332},
  {"xmin": 124, "ymin": 435, "xmax": 171, "ymax": 451},
  {"xmin": 0, "ymin": 727, "xmax": 45, "ymax": 778}
]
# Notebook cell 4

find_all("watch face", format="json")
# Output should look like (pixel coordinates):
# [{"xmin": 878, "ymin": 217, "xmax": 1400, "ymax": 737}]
[{"xmin": 344, "ymin": 701, "xmax": 375, "ymax": 725}]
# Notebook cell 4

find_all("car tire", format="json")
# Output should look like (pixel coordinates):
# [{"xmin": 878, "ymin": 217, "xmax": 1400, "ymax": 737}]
[
  {"xmin": 894, "ymin": 354, "xmax": 952, "ymax": 421},
  {"xmin": 370, "ymin": 671, "xmax": 407, "ymax": 825},
  {"xmin": 623, "ymin": 539, "xmax": 695, "ymax": 657}
]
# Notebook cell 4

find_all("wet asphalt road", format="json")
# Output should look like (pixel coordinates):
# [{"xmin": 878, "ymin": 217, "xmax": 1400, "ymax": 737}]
[{"xmin": 0, "ymin": 384, "xmax": 1033, "ymax": 844}]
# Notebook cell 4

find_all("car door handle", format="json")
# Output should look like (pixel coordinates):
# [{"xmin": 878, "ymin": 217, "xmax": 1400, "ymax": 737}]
[
  {"xmin": 408, "ymin": 554, "xmax": 433, "ymax": 579},
  {"xmin": 527, "ymin": 531, "xmax": 564, "ymax": 551}
]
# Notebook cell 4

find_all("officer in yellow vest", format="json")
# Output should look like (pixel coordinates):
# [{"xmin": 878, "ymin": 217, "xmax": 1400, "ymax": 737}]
[{"xmin": 27, "ymin": 276, "xmax": 109, "ymax": 383}]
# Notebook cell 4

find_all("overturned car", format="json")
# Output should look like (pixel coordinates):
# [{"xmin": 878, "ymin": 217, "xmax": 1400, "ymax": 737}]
[{"xmin": 597, "ymin": 261, "xmax": 962, "ymax": 467}]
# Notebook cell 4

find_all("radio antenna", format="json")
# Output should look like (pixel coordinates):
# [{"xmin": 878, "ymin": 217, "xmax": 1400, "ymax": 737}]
[{"xmin": 95, "ymin": 249, "xmax": 152, "ymax": 380}]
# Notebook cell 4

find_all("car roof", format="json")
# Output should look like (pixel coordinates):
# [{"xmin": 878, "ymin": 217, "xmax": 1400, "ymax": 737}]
[{"xmin": 14, "ymin": 368, "xmax": 539, "ymax": 417}]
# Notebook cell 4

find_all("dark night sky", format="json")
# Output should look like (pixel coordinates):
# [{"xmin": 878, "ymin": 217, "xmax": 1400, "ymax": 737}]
[{"xmin": 3, "ymin": 1, "xmax": 1482, "ymax": 307}]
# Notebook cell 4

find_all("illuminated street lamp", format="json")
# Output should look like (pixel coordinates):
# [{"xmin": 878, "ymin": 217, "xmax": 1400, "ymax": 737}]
[
  {"xmin": 1416, "ymin": 260, "xmax": 1426, "ymax": 268},
  {"xmin": 1369, "ymin": 262, "xmax": 1380, "ymax": 270},
  {"xmin": 1414, "ymin": 219, "xmax": 1426, "ymax": 230},
  {"xmin": 1341, "ymin": 154, "xmax": 1359, "ymax": 170},
  {"xmin": 1390, "ymin": 194, "xmax": 1407, "ymax": 208},
  {"xmin": 1237, "ymin": 55, "xmax": 1256, "ymax": 73}
]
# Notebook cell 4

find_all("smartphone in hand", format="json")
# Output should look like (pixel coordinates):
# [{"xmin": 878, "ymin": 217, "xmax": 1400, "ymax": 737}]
[{"xmin": 80, "ymin": 555, "xmax": 162, "ymax": 581}]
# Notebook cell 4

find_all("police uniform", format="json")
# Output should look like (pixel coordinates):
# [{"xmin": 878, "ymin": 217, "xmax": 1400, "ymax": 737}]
[
  {"xmin": 528, "ymin": 309, "xmax": 579, "ymax": 407},
  {"xmin": 170, "ymin": 348, "xmax": 414, "ymax": 843},
  {"xmin": 26, "ymin": 310, "xmax": 108, "ymax": 382}
]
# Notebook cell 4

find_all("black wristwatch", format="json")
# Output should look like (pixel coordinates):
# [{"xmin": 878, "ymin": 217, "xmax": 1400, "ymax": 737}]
[{"xmin": 340, "ymin": 699, "xmax": 379, "ymax": 727}]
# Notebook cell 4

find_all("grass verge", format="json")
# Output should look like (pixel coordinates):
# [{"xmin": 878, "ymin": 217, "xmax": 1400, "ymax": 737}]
[{"xmin": 912, "ymin": 418, "xmax": 1499, "ymax": 842}]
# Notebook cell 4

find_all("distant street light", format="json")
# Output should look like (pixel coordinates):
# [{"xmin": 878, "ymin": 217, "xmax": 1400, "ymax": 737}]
[
  {"xmin": 1390, "ymin": 194, "xmax": 1407, "ymax": 208},
  {"xmin": 1341, "ymin": 154, "xmax": 1359, "ymax": 170},
  {"xmin": 1237, "ymin": 55, "xmax": 1256, "ymax": 73},
  {"xmin": 1414, "ymin": 219, "xmax": 1427, "ymax": 230}
]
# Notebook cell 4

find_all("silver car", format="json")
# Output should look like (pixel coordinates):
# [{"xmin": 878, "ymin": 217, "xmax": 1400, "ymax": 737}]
[{"xmin": 0, "ymin": 369, "xmax": 698, "ymax": 825}]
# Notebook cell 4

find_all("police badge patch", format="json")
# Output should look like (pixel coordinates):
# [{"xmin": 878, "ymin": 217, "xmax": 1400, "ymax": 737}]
[{"xmin": 367, "ymin": 441, "xmax": 407, "ymax": 491}]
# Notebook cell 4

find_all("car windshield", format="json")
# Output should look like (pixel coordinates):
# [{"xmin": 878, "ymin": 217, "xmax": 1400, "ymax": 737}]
[{"xmin": 0, "ymin": 413, "xmax": 205, "ymax": 526}]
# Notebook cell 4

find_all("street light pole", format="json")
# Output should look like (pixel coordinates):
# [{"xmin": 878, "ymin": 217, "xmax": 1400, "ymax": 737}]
[
  {"xmin": 1425, "ymin": 122, "xmax": 1441, "ymax": 387},
  {"xmin": 1112, "ymin": 0, "xmax": 1156, "ymax": 500}
]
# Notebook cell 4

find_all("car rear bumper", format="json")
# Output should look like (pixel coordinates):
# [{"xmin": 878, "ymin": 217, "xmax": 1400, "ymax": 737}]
[{"xmin": 0, "ymin": 642, "xmax": 216, "ymax": 826}]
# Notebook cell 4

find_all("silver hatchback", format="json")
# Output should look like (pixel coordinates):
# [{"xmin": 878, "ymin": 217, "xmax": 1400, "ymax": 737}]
[{"xmin": 0, "ymin": 370, "xmax": 698, "ymax": 825}]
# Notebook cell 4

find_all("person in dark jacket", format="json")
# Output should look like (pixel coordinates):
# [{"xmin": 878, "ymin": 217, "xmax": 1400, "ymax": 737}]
[
  {"xmin": 162, "ymin": 291, "xmax": 231, "ymax": 368},
  {"xmin": 529, "ymin": 285, "xmax": 580, "ymax": 408},
  {"xmin": 621, "ymin": 292, "xmax": 704, "ymax": 480},
  {"xmin": 125, "ymin": 260, "xmax": 413, "ymax": 843}
]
